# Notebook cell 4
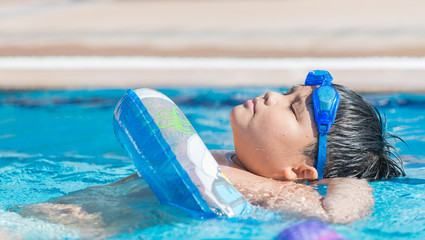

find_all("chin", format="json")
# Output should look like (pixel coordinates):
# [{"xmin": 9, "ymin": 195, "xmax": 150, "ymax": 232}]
[
  {"xmin": 229, "ymin": 106, "xmax": 240, "ymax": 130},
  {"xmin": 229, "ymin": 105, "xmax": 249, "ymax": 129}
]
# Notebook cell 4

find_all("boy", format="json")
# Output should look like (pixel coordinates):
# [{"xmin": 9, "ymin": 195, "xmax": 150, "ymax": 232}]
[
  {"xmin": 14, "ymin": 71, "xmax": 405, "ymax": 237},
  {"xmin": 218, "ymin": 70, "xmax": 404, "ymax": 223}
]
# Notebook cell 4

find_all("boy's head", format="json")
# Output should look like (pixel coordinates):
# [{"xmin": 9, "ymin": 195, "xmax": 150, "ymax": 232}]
[
  {"xmin": 230, "ymin": 75, "xmax": 405, "ymax": 181},
  {"xmin": 303, "ymin": 84, "xmax": 405, "ymax": 180}
]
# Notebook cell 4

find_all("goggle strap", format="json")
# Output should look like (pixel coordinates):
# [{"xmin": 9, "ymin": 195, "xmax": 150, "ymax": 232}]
[{"xmin": 315, "ymin": 133, "xmax": 328, "ymax": 180}]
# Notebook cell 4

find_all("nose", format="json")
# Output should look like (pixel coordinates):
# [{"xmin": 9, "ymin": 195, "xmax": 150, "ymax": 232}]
[{"xmin": 263, "ymin": 91, "xmax": 283, "ymax": 106}]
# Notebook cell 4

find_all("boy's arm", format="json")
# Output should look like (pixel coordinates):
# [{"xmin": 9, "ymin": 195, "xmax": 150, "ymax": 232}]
[
  {"xmin": 218, "ymin": 158, "xmax": 374, "ymax": 224},
  {"xmin": 318, "ymin": 177, "xmax": 375, "ymax": 224},
  {"xmin": 234, "ymin": 172, "xmax": 373, "ymax": 224}
]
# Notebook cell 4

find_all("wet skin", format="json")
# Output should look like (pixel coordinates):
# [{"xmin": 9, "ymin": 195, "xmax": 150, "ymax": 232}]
[{"xmin": 230, "ymin": 86, "xmax": 319, "ymax": 180}]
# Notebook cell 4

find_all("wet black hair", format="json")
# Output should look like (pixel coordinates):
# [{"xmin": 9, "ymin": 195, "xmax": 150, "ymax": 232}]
[{"xmin": 303, "ymin": 84, "xmax": 406, "ymax": 180}]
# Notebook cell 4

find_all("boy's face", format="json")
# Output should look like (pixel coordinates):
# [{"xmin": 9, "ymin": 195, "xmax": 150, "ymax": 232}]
[{"xmin": 230, "ymin": 86, "xmax": 318, "ymax": 180}]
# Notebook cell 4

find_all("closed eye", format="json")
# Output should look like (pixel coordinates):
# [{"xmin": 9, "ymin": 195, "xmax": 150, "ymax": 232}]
[{"xmin": 290, "ymin": 104, "xmax": 298, "ymax": 120}]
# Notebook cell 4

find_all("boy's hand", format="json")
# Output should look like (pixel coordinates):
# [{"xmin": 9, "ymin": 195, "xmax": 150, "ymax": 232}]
[{"xmin": 318, "ymin": 178, "xmax": 375, "ymax": 224}]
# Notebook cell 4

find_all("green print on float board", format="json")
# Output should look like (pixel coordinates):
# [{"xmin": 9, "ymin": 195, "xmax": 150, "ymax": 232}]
[{"xmin": 157, "ymin": 107, "xmax": 194, "ymax": 135}]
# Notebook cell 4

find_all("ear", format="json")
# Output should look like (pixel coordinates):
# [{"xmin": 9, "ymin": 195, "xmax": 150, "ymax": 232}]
[
  {"xmin": 282, "ymin": 167, "xmax": 298, "ymax": 180},
  {"xmin": 283, "ymin": 165, "xmax": 318, "ymax": 180},
  {"xmin": 297, "ymin": 164, "xmax": 318, "ymax": 180}
]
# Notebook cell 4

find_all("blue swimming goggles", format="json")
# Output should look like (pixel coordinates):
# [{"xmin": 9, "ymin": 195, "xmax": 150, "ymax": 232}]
[{"xmin": 304, "ymin": 70, "xmax": 340, "ymax": 179}]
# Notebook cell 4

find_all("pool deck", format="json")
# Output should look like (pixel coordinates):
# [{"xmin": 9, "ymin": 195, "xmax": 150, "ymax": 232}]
[{"xmin": 1, "ymin": 0, "xmax": 425, "ymax": 91}]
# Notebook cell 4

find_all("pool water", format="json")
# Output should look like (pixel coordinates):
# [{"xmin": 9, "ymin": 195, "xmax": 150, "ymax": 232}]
[{"xmin": 0, "ymin": 88, "xmax": 424, "ymax": 239}]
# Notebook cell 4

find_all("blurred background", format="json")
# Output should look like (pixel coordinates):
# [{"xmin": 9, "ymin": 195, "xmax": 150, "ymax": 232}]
[
  {"xmin": 0, "ymin": 0, "xmax": 425, "ymax": 91},
  {"xmin": 2, "ymin": 2, "xmax": 425, "ymax": 239}
]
